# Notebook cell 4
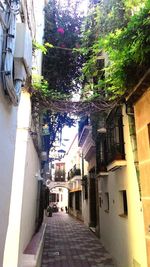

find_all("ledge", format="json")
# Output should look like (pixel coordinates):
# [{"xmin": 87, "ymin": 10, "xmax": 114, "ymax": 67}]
[
  {"xmin": 97, "ymin": 171, "xmax": 108, "ymax": 178},
  {"xmin": 69, "ymin": 188, "xmax": 82, "ymax": 193},
  {"xmin": 104, "ymin": 209, "xmax": 109, "ymax": 213},
  {"xmin": 119, "ymin": 214, "xmax": 128, "ymax": 218},
  {"xmin": 22, "ymin": 223, "xmax": 46, "ymax": 267},
  {"xmin": 107, "ymin": 160, "xmax": 126, "ymax": 172}
]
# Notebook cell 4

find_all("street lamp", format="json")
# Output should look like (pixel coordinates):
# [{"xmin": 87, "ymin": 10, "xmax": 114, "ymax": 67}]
[
  {"xmin": 57, "ymin": 149, "xmax": 66, "ymax": 159},
  {"xmin": 49, "ymin": 148, "xmax": 66, "ymax": 162}
]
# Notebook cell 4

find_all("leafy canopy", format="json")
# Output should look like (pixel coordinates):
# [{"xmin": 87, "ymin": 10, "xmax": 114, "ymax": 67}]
[
  {"xmin": 42, "ymin": 0, "xmax": 84, "ymax": 97},
  {"xmin": 80, "ymin": 0, "xmax": 150, "ymax": 99}
]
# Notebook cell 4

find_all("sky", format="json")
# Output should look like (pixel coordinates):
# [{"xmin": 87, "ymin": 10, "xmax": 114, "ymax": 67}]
[
  {"xmin": 61, "ymin": 124, "xmax": 78, "ymax": 153},
  {"xmin": 58, "ymin": 0, "xmax": 88, "ymax": 15}
]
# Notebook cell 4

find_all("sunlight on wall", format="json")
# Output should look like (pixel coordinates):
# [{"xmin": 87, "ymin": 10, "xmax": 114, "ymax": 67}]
[{"xmin": 3, "ymin": 92, "xmax": 31, "ymax": 267}]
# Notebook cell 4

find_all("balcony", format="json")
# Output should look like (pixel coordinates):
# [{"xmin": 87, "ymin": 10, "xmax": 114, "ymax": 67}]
[
  {"xmin": 55, "ymin": 172, "xmax": 65, "ymax": 182},
  {"xmin": 78, "ymin": 116, "xmax": 91, "ymax": 146},
  {"xmin": 82, "ymin": 136, "xmax": 96, "ymax": 161},
  {"xmin": 68, "ymin": 165, "xmax": 81, "ymax": 181},
  {"xmin": 55, "ymin": 163, "xmax": 65, "ymax": 181},
  {"xmin": 107, "ymin": 159, "xmax": 126, "ymax": 172},
  {"xmin": 107, "ymin": 143, "xmax": 125, "ymax": 164}
]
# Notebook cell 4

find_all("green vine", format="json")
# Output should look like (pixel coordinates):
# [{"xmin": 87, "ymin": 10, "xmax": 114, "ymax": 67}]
[
  {"xmin": 81, "ymin": 0, "xmax": 150, "ymax": 100},
  {"xmin": 32, "ymin": 74, "xmax": 70, "ymax": 100}
]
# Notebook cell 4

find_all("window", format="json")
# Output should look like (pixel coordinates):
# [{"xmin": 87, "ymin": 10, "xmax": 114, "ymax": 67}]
[
  {"xmin": 119, "ymin": 190, "xmax": 128, "ymax": 216},
  {"xmin": 148, "ymin": 123, "xmax": 150, "ymax": 146},
  {"xmin": 75, "ymin": 191, "xmax": 81, "ymax": 211},
  {"xmin": 55, "ymin": 163, "xmax": 65, "ymax": 181},
  {"xmin": 104, "ymin": 192, "xmax": 109, "ymax": 212},
  {"xmin": 85, "ymin": 182, "xmax": 88, "ymax": 199},
  {"xmin": 82, "ymin": 175, "xmax": 88, "ymax": 199},
  {"xmin": 69, "ymin": 193, "xmax": 73, "ymax": 208},
  {"xmin": 107, "ymin": 107, "xmax": 125, "ymax": 164},
  {"xmin": 99, "ymin": 196, "xmax": 102, "ymax": 207},
  {"xmin": 56, "ymin": 193, "xmax": 59, "ymax": 202},
  {"xmin": 49, "ymin": 193, "xmax": 56, "ymax": 202},
  {"xmin": 96, "ymin": 135, "xmax": 107, "ymax": 173}
]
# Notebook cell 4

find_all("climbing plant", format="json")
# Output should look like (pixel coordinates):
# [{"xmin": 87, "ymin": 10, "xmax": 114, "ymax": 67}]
[
  {"xmin": 32, "ymin": 0, "xmax": 84, "ymax": 153},
  {"xmin": 42, "ymin": 0, "xmax": 84, "ymax": 96},
  {"xmin": 31, "ymin": 0, "xmax": 150, "ymax": 152},
  {"xmin": 80, "ymin": 0, "xmax": 150, "ymax": 100}
]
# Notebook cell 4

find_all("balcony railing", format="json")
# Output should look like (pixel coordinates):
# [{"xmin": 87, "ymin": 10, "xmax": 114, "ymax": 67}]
[
  {"xmin": 67, "ymin": 165, "xmax": 81, "ymax": 180},
  {"xmin": 106, "ymin": 107, "xmax": 125, "ymax": 165},
  {"xmin": 55, "ymin": 171, "xmax": 65, "ymax": 181},
  {"xmin": 107, "ymin": 142, "xmax": 125, "ymax": 164}
]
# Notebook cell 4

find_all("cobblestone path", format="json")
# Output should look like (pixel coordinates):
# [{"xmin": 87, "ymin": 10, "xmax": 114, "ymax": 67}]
[{"xmin": 41, "ymin": 213, "xmax": 115, "ymax": 267}]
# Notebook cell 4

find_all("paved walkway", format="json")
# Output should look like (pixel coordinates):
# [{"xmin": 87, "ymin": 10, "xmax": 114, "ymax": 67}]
[{"xmin": 41, "ymin": 213, "xmax": 115, "ymax": 267}]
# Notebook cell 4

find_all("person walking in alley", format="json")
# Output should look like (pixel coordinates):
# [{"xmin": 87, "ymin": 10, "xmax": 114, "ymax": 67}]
[{"xmin": 65, "ymin": 206, "xmax": 68, "ymax": 213}]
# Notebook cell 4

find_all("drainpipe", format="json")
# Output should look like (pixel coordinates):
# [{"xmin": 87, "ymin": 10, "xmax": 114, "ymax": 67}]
[{"xmin": 126, "ymin": 103, "xmax": 141, "ymax": 199}]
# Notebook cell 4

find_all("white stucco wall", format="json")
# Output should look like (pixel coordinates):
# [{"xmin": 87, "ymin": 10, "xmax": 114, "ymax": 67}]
[
  {"xmin": 82, "ymin": 198, "xmax": 89, "ymax": 226},
  {"xmin": 0, "ymin": 84, "xmax": 18, "ymax": 267},
  {"xmin": 2, "ymin": 91, "xmax": 40, "ymax": 267},
  {"xmin": 18, "ymin": 118, "xmax": 40, "ymax": 266},
  {"xmin": 99, "ymin": 106, "xmax": 147, "ymax": 267},
  {"xmin": 81, "ymin": 159, "xmax": 89, "ymax": 226},
  {"xmin": 0, "ymin": 21, "xmax": 19, "ymax": 266},
  {"xmin": 1, "ymin": 0, "xmax": 45, "ymax": 265}
]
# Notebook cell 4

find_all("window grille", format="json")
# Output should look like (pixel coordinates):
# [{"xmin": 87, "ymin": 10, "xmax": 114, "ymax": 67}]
[{"xmin": 106, "ymin": 107, "xmax": 125, "ymax": 163}]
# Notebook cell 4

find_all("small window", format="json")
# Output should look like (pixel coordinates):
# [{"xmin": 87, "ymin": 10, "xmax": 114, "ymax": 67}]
[
  {"xmin": 56, "ymin": 193, "xmax": 59, "ymax": 202},
  {"xmin": 119, "ymin": 190, "xmax": 128, "ymax": 217},
  {"xmin": 104, "ymin": 192, "xmax": 109, "ymax": 212},
  {"xmin": 148, "ymin": 123, "xmax": 150, "ymax": 145},
  {"xmin": 99, "ymin": 196, "xmax": 102, "ymax": 207},
  {"xmin": 69, "ymin": 192, "xmax": 73, "ymax": 208}
]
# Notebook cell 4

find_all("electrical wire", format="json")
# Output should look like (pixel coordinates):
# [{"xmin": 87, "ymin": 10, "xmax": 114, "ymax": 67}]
[{"xmin": 1, "ymin": 0, "xmax": 23, "ymax": 106}]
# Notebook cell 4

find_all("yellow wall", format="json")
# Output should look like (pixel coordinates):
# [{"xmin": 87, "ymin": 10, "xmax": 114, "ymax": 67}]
[{"xmin": 134, "ymin": 89, "xmax": 150, "ymax": 267}]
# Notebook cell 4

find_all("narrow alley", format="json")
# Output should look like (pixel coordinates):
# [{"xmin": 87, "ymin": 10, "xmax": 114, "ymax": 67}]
[
  {"xmin": 0, "ymin": 1, "xmax": 150, "ymax": 267},
  {"xmin": 41, "ymin": 213, "xmax": 115, "ymax": 267}
]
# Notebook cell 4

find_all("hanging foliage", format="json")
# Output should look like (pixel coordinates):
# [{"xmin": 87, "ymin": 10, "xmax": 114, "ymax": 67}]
[
  {"xmin": 41, "ymin": 110, "xmax": 76, "ymax": 152},
  {"xmin": 80, "ymin": 0, "xmax": 150, "ymax": 100},
  {"xmin": 101, "ymin": 1, "xmax": 150, "ymax": 97},
  {"xmin": 31, "ymin": 0, "xmax": 150, "ymax": 153},
  {"xmin": 42, "ymin": 0, "xmax": 84, "ymax": 96},
  {"xmin": 32, "ymin": 0, "xmax": 85, "ymax": 153}
]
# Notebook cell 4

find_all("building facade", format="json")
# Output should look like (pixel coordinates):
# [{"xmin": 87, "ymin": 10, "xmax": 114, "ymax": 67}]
[
  {"xmin": 96, "ymin": 105, "xmax": 147, "ymax": 267},
  {"xmin": 0, "ymin": 1, "xmax": 46, "ymax": 267},
  {"xmin": 66, "ymin": 133, "xmax": 83, "ymax": 220},
  {"xmin": 78, "ymin": 116, "xmax": 97, "ymax": 228},
  {"xmin": 126, "ymin": 71, "xmax": 150, "ymax": 267},
  {"xmin": 134, "ymin": 89, "xmax": 150, "ymax": 267}
]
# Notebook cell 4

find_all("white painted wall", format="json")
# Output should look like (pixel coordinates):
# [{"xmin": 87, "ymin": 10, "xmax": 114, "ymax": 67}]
[
  {"xmin": 99, "ymin": 106, "xmax": 147, "ymax": 267},
  {"xmin": 82, "ymin": 159, "xmax": 90, "ymax": 226},
  {"xmin": 2, "ymin": 91, "xmax": 40, "ymax": 267},
  {"xmin": 0, "ymin": 22, "xmax": 18, "ymax": 266},
  {"xmin": 18, "ymin": 96, "xmax": 41, "ymax": 266},
  {"xmin": 1, "ymin": 0, "xmax": 45, "ymax": 266},
  {"xmin": 82, "ymin": 198, "xmax": 89, "ymax": 226}
]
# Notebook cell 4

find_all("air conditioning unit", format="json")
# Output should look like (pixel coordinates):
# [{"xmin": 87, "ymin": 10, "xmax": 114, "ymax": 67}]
[{"xmin": 14, "ymin": 23, "xmax": 32, "ymax": 76}]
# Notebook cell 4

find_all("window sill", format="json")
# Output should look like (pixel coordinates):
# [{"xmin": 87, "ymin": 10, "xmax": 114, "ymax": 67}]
[
  {"xmin": 119, "ymin": 213, "xmax": 128, "ymax": 218},
  {"xmin": 104, "ymin": 209, "xmax": 109, "ymax": 213}
]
